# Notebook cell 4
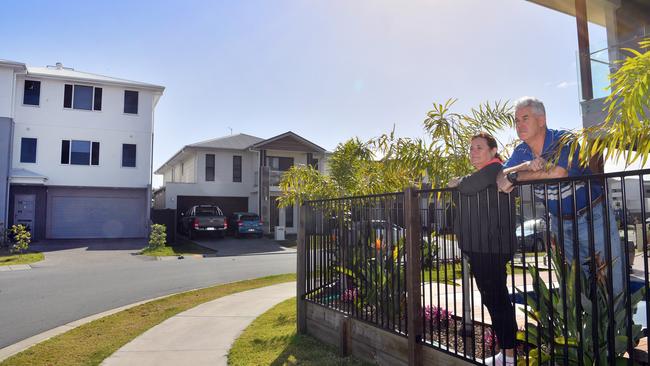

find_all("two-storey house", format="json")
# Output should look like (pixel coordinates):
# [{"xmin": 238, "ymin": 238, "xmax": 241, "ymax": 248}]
[
  {"xmin": 153, "ymin": 131, "xmax": 328, "ymax": 235},
  {"xmin": 5, "ymin": 61, "xmax": 164, "ymax": 240}
]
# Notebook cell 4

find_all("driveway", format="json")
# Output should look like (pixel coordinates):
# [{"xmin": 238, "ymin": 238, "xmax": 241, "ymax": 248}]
[
  {"xmin": 0, "ymin": 239, "xmax": 295, "ymax": 349},
  {"xmin": 191, "ymin": 235, "xmax": 296, "ymax": 257}
]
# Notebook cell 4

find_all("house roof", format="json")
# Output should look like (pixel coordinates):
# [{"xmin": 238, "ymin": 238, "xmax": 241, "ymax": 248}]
[
  {"xmin": 249, "ymin": 131, "xmax": 326, "ymax": 153},
  {"xmin": 525, "ymin": 0, "xmax": 617, "ymax": 26},
  {"xmin": 155, "ymin": 132, "xmax": 328, "ymax": 175},
  {"xmin": 189, "ymin": 133, "xmax": 264, "ymax": 150},
  {"xmin": 154, "ymin": 134, "xmax": 264, "ymax": 174},
  {"xmin": 25, "ymin": 64, "xmax": 165, "ymax": 92},
  {"xmin": 0, "ymin": 59, "xmax": 26, "ymax": 70}
]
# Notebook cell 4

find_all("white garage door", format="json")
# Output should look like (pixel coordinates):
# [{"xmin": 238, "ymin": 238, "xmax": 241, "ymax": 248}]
[{"xmin": 47, "ymin": 188, "xmax": 147, "ymax": 239}]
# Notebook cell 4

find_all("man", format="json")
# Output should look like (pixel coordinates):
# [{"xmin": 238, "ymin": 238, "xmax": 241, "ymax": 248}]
[{"xmin": 496, "ymin": 97, "xmax": 624, "ymax": 297}]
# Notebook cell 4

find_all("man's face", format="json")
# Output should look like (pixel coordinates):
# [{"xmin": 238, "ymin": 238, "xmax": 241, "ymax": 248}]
[{"xmin": 514, "ymin": 106, "xmax": 546, "ymax": 143}]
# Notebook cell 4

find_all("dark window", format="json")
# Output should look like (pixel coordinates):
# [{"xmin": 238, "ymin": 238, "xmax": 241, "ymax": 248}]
[
  {"xmin": 64, "ymin": 84, "xmax": 102, "ymax": 111},
  {"xmin": 20, "ymin": 138, "xmax": 37, "ymax": 163},
  {"xmin": 205, "ymin": 154, "xmax": 215, "ymax": 181},
  {"xmin": 93, "ymin": 87, "xmax": 102, "ymax": 111},
  {"xmin": 233, "ymin": 155, "xmax": 242, "ymax": 182},
  {"xmin": 64, "ymin": 84, "xmax": 73, "ymax": 108},
  {"xmin": 23, "ymin": 80, "xmax": 41, "ymax": 106},
  {"xmin": 73, "ymin": 85, "xmax": 93, "ymax": 110},
  {"xmin": 124, "ymin": 90, "xmax": 139, "ymax": 114},
  {"xmin": 266, "ymin": 156, "xmax": 294, "ymax": 171},
  {"xmin": 61, "ymin": 140, "xmax": 99, "ymax": 165},
  {"xmin": 71, "ymin": 140, "xmax": 91, "ymax": 165},
  {"xmin": 195, "ymin": 206, "xmax": 223, "ymax": 216},
  {"xmin": 91, "ymin": 142, "xmax": 100, "ymax": 165},
  {"xmin": 122, "ymin": 144, "xmax": 136, "ymax": 167},
  {"xmin": 61, "ymin": 140, "xmax": 70, "ymax": 164},
  {"xmin": 312, "ymin": 158, "xmax": 319, "ymax": 170},
  {"xmin": 285, "ymin": 205, "xmax": 294, "ymax": 227}
]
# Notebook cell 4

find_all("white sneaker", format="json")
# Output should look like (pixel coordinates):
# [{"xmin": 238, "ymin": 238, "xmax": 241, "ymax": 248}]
[{"xmin": 484, "ymin": 352, "xmax": 515, "ymax": 366}]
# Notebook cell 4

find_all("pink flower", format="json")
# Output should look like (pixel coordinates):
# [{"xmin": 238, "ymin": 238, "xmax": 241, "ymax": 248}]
[
  {"xmin": 423, "ymin": 305, "xmax": 453, "ymax": 326},
  {"xmin": 342, "ymin": 288, "xmax": 358, "ymax": 302}
]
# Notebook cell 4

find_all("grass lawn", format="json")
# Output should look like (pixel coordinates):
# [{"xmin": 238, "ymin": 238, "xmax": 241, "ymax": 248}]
[
  {"xmin": 140, "ymin": 237, "xmax": 217, "ymax": 257},
  {"xmin": 0, "ymin": 249, "xmax": 44, "ymax": 266},
  {"xmin": 423, "ymin": 263, "xmax": 463, "ymax": 285},
  {"xmin": 0, "ymin": 273, "xmax": 295, "ymax": 366},
  {"xmin": 229, "ymin": 297, "xmax": 374, "ymax": 366}
]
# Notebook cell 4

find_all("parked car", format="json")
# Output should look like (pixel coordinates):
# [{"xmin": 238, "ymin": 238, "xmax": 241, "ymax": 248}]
[
  {"xmin": 228, "ymin": 212, "xmax": 264, "ymax": 238},
  {"xmin": 516, "ymin": 218, "xmax": 547, "ymax": 252},
  {"xmin": 180, "ymin": 205, "xmax": 227, "ymax": 239}
]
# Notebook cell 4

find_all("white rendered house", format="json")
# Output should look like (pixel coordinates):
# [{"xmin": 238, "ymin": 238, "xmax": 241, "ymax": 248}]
[
  {"xmin": 6, "ymin": 62, "xmax": 164, "ymax": 240},
  {"xmin": 153, "ymin": 131, "xmax": 329, "ymax": 235}
]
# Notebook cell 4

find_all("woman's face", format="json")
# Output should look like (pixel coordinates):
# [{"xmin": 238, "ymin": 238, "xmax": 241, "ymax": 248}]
[{"xmin": 469, "ymin": 137, "xmax": 497, "ymax": 170}]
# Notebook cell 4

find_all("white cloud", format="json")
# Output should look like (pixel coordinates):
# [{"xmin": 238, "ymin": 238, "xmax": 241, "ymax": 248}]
[{"xmin": 556, "ymin": 81, "xmax": 577, "ymax": 88}]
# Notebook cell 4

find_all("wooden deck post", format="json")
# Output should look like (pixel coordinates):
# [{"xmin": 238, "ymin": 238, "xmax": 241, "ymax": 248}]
[
  {"xmin": 404, "ymin": 187, "xmax": 423, "ymax": 366},
  {"xmin": 297, "ymin": 203, "xmax": 307, "ymax": 334}
]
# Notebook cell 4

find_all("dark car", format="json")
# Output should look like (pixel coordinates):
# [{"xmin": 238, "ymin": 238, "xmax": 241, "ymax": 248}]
[
  {"xmin": 180, "ymin": 205, "xmax": 227, "ymax": 239},
  {"xmin": 228, "ymin": 212, "xmax": 264, "ymax": 238},
  {"xmin": 516, "ymin": 218, "xmax": 547, "ymax": 252}
]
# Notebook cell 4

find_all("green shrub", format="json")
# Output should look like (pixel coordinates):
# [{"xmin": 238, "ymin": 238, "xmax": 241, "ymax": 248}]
[
  {"xmin": 148, "ymin": 224, "xmax": 167, "ymax": 249},
  {"xmin": 10, "ymin": 224, "xmax": 31, "ymax": 254}
]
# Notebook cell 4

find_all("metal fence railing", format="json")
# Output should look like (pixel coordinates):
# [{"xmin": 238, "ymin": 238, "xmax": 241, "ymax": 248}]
[{"xmin": 299, "ymin": 168, "xmax": 650, "ymax": 365}]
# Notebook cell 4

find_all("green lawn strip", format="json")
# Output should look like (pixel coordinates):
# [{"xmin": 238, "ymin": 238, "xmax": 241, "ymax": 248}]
[
  {"xmin": 140, "ymin": 237, "xmax": 217, "ymax": 257},
  {"xmin": 0, "ymin": 250, "xmax": 44, "ymax": 266},
  {"xmin": 228, "ymin": 297, "xmax": 374, "ymax": 366},
  {"xmin": 422, "ymin": 263, "xmax": 462, "ymax": 285},
  {"xmin": 1, "ymin": 273, "xmax": 296, "ymax": 366}
]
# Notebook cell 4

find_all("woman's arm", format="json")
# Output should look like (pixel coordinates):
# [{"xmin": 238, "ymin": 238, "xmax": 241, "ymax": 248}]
[{"xmin": 457, "ymin": 163, "xmax": 501, "ymax": 195}]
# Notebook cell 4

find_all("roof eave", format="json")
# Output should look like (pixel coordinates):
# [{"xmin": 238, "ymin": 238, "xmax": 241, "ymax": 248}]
[{"xmin": 24, "ymin": 71, "xmax": 165, "ymax": 93}]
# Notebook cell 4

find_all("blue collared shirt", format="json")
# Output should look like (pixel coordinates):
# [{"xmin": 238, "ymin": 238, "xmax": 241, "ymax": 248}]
[{"xmin": 504, "ymin": 128, "xmax": 602, "ymax": 216}]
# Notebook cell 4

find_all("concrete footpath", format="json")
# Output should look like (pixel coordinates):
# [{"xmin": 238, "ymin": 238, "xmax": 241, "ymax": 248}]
[{"xmin": 102, "ymin": 282, "xmax": 296, "ymax": 366}]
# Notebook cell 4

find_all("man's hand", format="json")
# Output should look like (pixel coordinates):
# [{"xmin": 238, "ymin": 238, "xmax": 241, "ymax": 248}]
[
  {"xmin": 528, "ymin": 157, "xmax": 546, "ymax": 172},
  {"xmin": 448, "ymin": 177, "xmax": 461, "ymax": 188},
  {"xmin": 496, "ymin": 171, "xmax": 514, "ymax": 193}
]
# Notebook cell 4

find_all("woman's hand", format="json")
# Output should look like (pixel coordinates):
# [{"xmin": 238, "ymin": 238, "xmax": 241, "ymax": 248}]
[{"xmin": 448, "ymin": 177, "xmax": 461, "ymax": 188}]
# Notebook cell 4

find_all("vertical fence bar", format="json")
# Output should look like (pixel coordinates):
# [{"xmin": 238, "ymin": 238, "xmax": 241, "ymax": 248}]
[
  {"xmin": 297, "ymin": 203, "xmax": 307, "ymax": 334},
  {"xmin": 639, "ymin": 175, "xmax": 650, "ymax": 359},
  {"xmin": 405, "ymin": 187, "xmax": 422, "ymax": 366},
  {"xmin": 620, "ymin": 177, "xmax": 634, "ymax": 365}
]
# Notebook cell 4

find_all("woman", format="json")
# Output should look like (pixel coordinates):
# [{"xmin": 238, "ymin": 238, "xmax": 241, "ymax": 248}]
[{"xmin": 448, "ymin": 132, "xmax": 516, "ymax": 365}]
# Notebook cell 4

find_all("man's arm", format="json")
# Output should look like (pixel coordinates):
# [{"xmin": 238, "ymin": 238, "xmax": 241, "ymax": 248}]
[{"xmin": 496, "ymin": 158, "xmax": 566, "ymax": 192}]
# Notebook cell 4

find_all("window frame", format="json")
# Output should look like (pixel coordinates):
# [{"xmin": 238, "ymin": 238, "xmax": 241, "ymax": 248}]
[
  {"xmin": 233, "ymin": 155, "xmax": 242, "ymax": 183},
  {"xmin": 121, "ymin": 144, "xmax": 137, "ymax": 168},
  {"xmin": 205, "ymin": 154, "xmax": 215, "ymax": 182},
  {"xmin": 60, "ymin": 139, "xmax": 100, "ymax": 166},
  {"xmin": 19, "ymin": 137, "xmax": 37, "ymax": 163},
  {"xmin": 23, "ymin": 80, "xmax": 41, "ymax": 106},
  {"xmin": 123, "ymin": 90, "xmax": 139, "ymax": 114},
  {"xmin": 63, "ymin": 84, "xmax": 102, "ymax": 111}
]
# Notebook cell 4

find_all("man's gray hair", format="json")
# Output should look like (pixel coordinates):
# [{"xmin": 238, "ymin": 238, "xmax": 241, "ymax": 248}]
[{"xmin": 514, "ymin": 97, "xmax": 546, "ymax": 117}]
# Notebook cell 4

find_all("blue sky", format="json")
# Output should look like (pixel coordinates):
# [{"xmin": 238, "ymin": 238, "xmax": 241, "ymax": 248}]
[{"xmin": 0, "ymin": 1, "xmax": 608, "ymax": 187}]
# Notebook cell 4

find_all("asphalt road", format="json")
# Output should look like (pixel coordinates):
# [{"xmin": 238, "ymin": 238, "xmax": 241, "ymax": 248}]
[{"xmin": 0, "ymin": 238, "xmax": 296, "ymax": 349}]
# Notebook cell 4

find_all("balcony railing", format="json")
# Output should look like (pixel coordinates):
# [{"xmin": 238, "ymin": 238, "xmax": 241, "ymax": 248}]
[
  {"xmin": 254, "ymin": 169, "xmax": 285, "ymax": 188},
  {"xmin": 298, "ymin": 168, "xmax": 650, "ymax": 365}
]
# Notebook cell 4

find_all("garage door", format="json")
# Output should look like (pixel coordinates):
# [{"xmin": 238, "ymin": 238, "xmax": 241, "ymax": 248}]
[{"xmin": 47, "ymin": 188, "xmax": 147, "ymax": 239}]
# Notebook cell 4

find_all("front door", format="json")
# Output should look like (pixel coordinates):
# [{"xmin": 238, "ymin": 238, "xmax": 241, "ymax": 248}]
[{"xmin": 14, "ymin": 194, "xmax": 36, "ymax": 232}]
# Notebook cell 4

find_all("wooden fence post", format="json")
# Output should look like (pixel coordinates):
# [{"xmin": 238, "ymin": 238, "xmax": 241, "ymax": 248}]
[
  {"xmin": 297, "ymin": 204, "xmax": 307, "ymax": 334},
  {"xmin": 404, "ymin": 187, "xmax": 423, "ymax": 366}
]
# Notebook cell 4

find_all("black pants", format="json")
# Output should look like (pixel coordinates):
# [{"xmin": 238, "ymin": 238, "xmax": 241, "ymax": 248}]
[{"xmin": 467, "ymin": 252, "xmax": 516, "ymax": 349}]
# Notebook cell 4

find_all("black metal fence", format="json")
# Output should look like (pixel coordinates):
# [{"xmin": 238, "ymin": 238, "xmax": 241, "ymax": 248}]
[{"xmin": 299, "ymin": 168, "xmax": 650, "ymax": 365}]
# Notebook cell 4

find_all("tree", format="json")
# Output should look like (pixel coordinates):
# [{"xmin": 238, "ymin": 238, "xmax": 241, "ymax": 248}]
[
  {"xmin": 278, "ymin": 99, "xmax": 514, "ymax": 206},
  {"xmin": 560, "ymin": 38, "xmax": 650, "ymax": 167}
]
